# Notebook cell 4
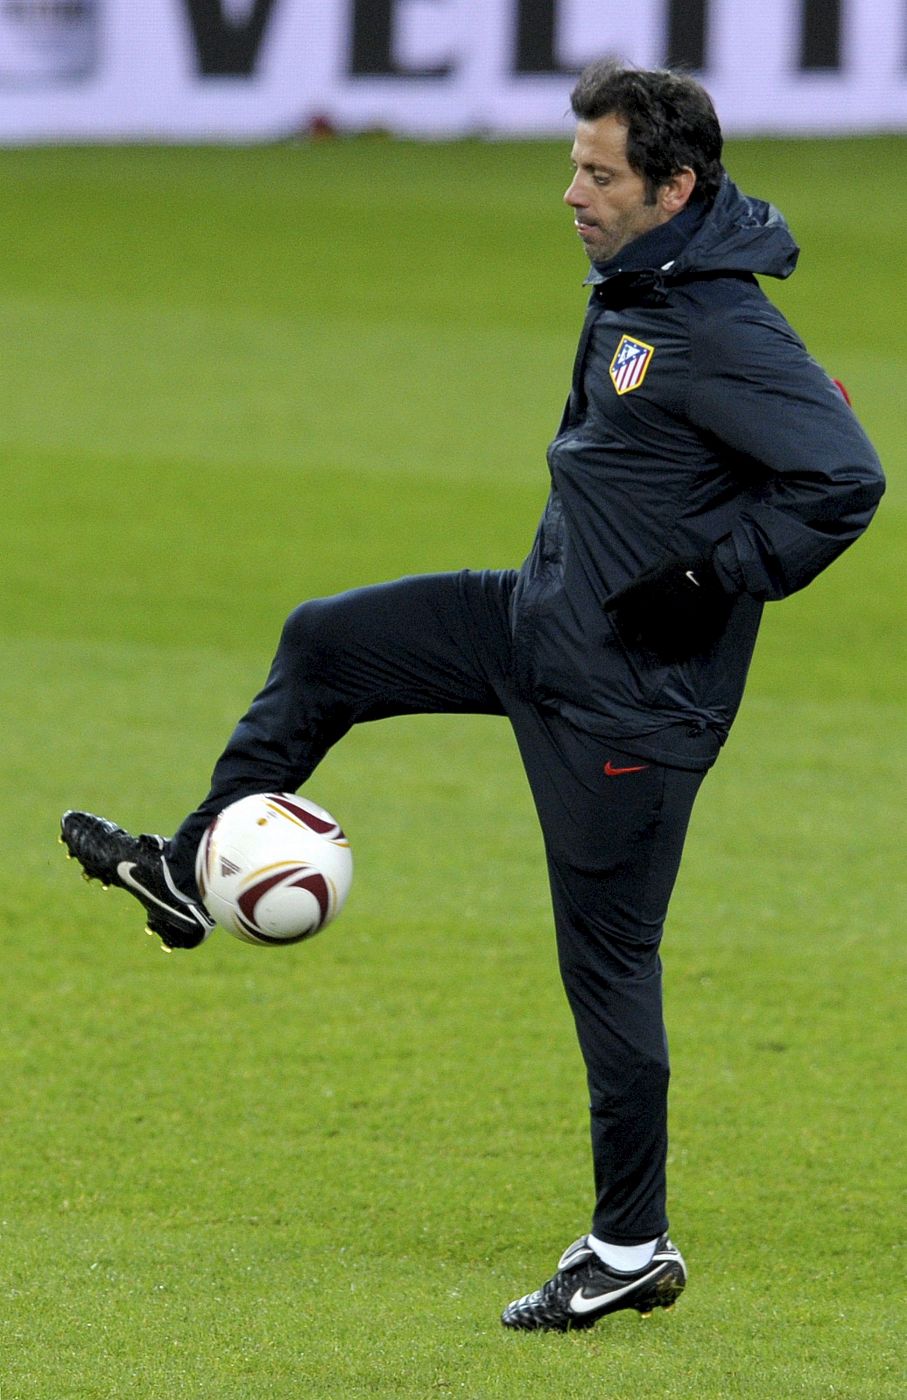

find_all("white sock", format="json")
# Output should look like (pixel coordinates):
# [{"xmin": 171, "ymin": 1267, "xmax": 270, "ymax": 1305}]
[{"xmin": 588, "ymin": 1234, "xmax": 658, "ymax": 1272}]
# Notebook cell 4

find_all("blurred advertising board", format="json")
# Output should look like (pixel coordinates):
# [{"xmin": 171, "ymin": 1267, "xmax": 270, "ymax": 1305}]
[{"xmin": 1, "ymin": 0, "xmax": 906, "ymax": 141}]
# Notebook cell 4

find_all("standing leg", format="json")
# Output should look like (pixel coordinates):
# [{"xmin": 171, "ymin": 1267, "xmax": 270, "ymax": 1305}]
[{"xmin": 505, "ymin": 705, "xmax": 704, "ymax": 1243}]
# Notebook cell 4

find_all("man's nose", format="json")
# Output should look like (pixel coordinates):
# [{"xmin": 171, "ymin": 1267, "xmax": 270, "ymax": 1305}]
[{"xmin": 564, "ymin": 175, "xmax": 585, "ymax": 208}]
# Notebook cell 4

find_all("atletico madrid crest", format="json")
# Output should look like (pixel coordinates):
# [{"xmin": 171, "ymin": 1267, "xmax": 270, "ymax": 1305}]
[{"xmin": 609, "ymin": 334, "xmax": 655, "ymax": 395}]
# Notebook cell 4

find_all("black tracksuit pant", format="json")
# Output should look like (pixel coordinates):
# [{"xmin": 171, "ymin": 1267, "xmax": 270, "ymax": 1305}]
[{"xmin": 169, "ymin": 569, "xmax": 704, "ymax": 1245}]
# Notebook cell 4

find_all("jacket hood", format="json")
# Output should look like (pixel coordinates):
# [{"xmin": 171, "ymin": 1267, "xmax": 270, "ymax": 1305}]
[
  {"xmin": 584, "ymin": 175, "xmax": 799, "ymax": 292},
  {"xmin": 674, "ymin": 175, "xmax": 800, "ymax": 280}
]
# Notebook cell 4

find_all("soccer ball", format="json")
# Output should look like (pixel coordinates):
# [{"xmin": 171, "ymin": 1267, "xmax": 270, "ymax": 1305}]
[{"xmin": 195, "ymin": 792, "xmax": 352, "ymax": 946}]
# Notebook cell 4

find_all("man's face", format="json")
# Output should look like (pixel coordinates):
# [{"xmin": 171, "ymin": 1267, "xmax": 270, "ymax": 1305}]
[{"xmin": 564, "ymin": 114, "xmax": 674, "ymax": 264}]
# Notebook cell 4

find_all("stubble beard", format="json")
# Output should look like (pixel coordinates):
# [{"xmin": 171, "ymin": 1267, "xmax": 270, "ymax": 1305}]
[{"xmin": 580, "ymin": 226, "xmax": 619, "ymax": 263}]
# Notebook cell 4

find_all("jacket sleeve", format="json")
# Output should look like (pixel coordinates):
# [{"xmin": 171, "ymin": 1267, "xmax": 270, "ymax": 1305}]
[{"xmin": 687, "ymin": 303, "xmax": 885, "ymax": 601}]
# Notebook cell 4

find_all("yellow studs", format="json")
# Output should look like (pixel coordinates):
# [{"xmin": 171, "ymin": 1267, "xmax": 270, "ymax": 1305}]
[{"xmin": 639, "ymin": 1311, "xmax": 652, "ymax": 1320}]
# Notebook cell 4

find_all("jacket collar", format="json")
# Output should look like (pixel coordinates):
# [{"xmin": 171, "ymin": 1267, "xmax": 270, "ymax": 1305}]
[
  {"xmin": 583, "ymin": 197, "xmax": 710, "ymax": 288},
  {"xmin": 583, "ymin": 175, "xmax": 800, "ymax": 293}
]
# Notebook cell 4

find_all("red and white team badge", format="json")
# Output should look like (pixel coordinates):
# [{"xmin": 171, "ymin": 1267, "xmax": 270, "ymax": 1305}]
[{"xmin": 609, "ymin": 334, "xmax": 655, "ymax": 395}]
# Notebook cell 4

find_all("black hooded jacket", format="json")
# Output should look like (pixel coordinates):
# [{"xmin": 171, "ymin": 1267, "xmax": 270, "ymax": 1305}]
[{"xmin": 510, "ymin": 176, "xmax": 885, "ymax": 769}]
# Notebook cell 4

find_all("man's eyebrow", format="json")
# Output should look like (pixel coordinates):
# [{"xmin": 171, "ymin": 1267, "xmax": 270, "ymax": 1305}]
[{"xmin": 571, "ymin": 156, "xmax": 618, "ymax": 174}]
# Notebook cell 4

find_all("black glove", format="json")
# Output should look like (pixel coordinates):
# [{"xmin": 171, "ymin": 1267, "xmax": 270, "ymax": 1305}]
[{"xmin": 604, "ymin": 555, "xmax": 732, "ymax": 663}]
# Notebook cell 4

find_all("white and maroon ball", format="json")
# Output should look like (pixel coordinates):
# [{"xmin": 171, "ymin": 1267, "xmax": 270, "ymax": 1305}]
[{"xmin": 195, "ymin": 793, "xmax": 352, "ymax": 946}]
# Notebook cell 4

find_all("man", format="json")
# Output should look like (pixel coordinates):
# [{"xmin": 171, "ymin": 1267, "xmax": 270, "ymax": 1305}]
[{"xmin": 61, "ymin": 61, "xmax": 884, "ymax": 1331}]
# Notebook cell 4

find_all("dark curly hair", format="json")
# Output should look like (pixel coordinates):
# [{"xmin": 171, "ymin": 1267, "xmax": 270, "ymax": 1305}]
[{"xmin": 570, "ymin": 60, "xmax": 724, "ymax": 205}]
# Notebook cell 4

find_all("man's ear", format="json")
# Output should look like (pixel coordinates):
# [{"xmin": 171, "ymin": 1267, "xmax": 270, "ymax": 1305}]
[{"xmin": 660, "ymin": 167, "xmax": 697, "ymax": 215}]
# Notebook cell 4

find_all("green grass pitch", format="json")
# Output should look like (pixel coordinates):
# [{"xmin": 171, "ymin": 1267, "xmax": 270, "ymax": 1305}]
[{"xmin": 0, "ymin": 135, "xmax": 904, "ymax": 1398}]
